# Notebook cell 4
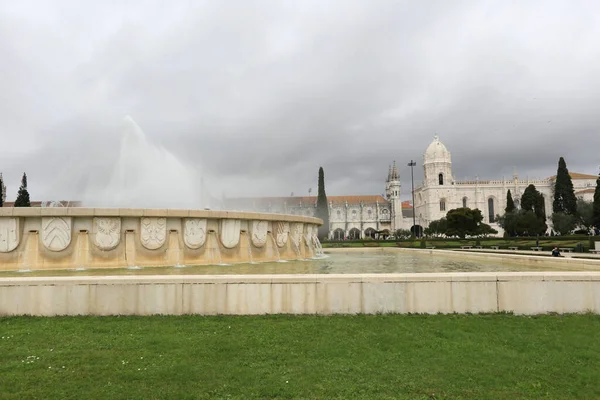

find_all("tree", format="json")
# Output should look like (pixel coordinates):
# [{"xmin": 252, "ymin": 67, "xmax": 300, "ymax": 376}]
[
  {"xmin": 505, "ymin": 189, "xmax": 515, "ymax": 213},
  {"xmin": 497, "ymin": 211, "xmax": 518, "ymax": 237},
  {"xmin": 315, "ymin": 167, "xmax": 329, "ymax": 238},
  {"xmin": 576, "ymin": 199, "xmax": 594, "ymax": 232},
  {"xmin": 426, "ymin": 218, "xmax": 447, "ymax": 237},
  {"xmin": 551, "ymin": 212, "xmax": 577, "ymax": 235},
  {"xmin": 515, "ymin": 210, "xmax": 547, "ymax": 236},
  {"xmin": 594, "ymin": 174, "xmax": 600, "ymax": 230},
  {"xmin": 552, "ymin": 157, "xmax": 577, "ymax": 215},
  {"xmin": 0, "ymin": 174, "xmax": 4, "ymax": 207},
  {"xmin": 14, "ymin": 173, "xmax": 31, "ymax": 207},
  {"xmin": 521, "ymin": 184, "xmax": 545, "ymax": 220},
  {"xmin": 444, "ymin": 208, "xmax": 484, "ymax": 239},
  {"xmin": 476, "ymin": 223, "xmax": 498, "ymax": 238}
]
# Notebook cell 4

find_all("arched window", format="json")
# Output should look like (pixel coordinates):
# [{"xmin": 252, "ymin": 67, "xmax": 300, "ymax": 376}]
[
  {"xmin": 440, "ymin": 199, "xmax": 446, "ymax": 212},
  {"xmin": 364, "ymin": 228, "xmax": 376, "ymax": 238},
  {"xmin": 488, "ymin": 198, "xmax": 495, "ymax": 223},
  {"xmin": 336, "ymin": 210, "xmax": 342, "ymax": 219},
  {"xmin": 333, "ymin": 228, "xmax": 345, "ymax": 240},
  {"xmin": 348, "ymin": 228, "xmax": 361, "ymax": 240},
  {"xmin": 438, "ymin": 173, "xmax": 444, "ymax": 185},
  {"xmin": 367, "ymin": 209, "xmax": 372, "ymax": 219},
  {"xmin": 462, "ymin": 197, "xmax": 468, "ymax": 208},
  {"xmin": 351, "ymin": 210, "xmax": 357, "ymax": 220}
]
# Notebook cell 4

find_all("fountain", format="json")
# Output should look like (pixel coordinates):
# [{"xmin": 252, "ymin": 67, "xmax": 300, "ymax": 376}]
[
  {"xmin": 2, "ymin": 115, "xmax": 600, "ymax": 317},
  {"xmin": 84, "ymin": 116, "xmax": 203, "ymax": 209},
  {"xmin": 0, "ymin": 116, "xmax": 323, "ymax": 272}
]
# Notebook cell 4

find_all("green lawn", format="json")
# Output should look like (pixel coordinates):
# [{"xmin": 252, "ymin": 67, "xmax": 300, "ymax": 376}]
[{"xmin": 1, "ymin": 314, "xmax": 600, "ymax": 399}]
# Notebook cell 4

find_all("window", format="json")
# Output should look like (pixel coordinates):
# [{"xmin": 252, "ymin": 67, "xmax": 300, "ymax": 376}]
[
  {"xmin": 488, "ymin": 198, "xmax": 495, "ymax": 223},
  {"xmin": 367, "ymin": 209, "xmax": 372, "ymax": 218},
  {"xmin": 352, "ymin": 210, "xmax": 357, "ymax": 219},
  {"xmin": 438, "ymin": 173, "xmax": 444, "ymax": 185},
  {"xmin": 440, "ymin": 199, "xmax": 446, "ymax": 211},
  {"xmin": 462, "ymin": 197, "xmax": 468, "ymax": 208},
  {"xmin": 336, "ymin": 210, "xmax": 342, "ymax": 219},
  {"xmin": 333, "ymin": 228, "xmax": 344, "ymax": 240}
]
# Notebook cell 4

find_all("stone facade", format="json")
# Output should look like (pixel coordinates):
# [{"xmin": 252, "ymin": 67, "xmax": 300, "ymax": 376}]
[
  {"xmin": 223, "ymin": 162, "xmax": 413, "ymax": 240},
  {"xmin": 413, "ymin": 136, "xmax": 599, "ymax": 234}
]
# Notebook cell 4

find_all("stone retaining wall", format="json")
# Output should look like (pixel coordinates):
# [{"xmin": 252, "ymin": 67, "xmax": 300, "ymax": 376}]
[{"xmin": 1, "ymin": 272, "xmax": 599, "ymax": 316}]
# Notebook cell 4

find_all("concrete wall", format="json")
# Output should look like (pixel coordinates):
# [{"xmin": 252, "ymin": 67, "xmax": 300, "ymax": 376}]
[{"xmin": 1, "ymin": 272, "xmax": 599, "ymax": 316}]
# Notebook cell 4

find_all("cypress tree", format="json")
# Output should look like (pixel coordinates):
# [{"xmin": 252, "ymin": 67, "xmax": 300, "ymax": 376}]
[
  {"xmin": 593, "ymin": 174, "xmax": 600, "ymax": 230},
  {"xmin": 0, "ymin": 174, "xmax": 4, "ymax": 207},
  {"xmin": 315, "ymin": 167, "xmax": 330, "ymax": 239},
  {"xmin": 505, "ymin": 189, "xmax": 515, "ymax": 213},
  {"xmin": 14, "ymin": 173, "xmax": 31, "ymax": 207},
  {"xmin": 552, "ymin": 157, "xmax": 577, "ymax": 215},
  {"xmin": 521, "ymin": 184, "xmax": 538, "ymax": 213}
]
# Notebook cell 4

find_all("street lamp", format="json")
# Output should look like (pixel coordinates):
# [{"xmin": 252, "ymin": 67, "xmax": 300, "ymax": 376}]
[{"xmin": 408, "ymin": 160, "xmax": 417, "ymax": 237}]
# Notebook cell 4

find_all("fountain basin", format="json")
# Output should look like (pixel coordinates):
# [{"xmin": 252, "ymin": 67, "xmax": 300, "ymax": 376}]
[{"xmin": 0, "ymin": 208, "xmax": 322, "ymax": 271}]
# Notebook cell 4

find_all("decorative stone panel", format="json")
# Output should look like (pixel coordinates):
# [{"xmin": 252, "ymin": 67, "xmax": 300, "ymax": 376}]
[
  {"xmin": 93, "ymin": 217, "xmax": 121, "ymax": 250},
  {"xmin": 140, "ymin": 217, "xmax": 167, "ymax": 250},
  {"xmin": 184, "ymin": 218, "xmax": 207, "ymax": 249},
  {"xmin": 220, "ymin": 219, "xmax": 241, "ymax": 249},
  {"xmin": 42, "ymin": 217, "xmax": 72, "ymax": 251}
]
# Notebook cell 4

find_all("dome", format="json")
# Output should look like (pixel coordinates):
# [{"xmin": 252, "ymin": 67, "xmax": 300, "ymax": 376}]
[{"xmin": 424, "ymin": 135, "xmax": 451, "ymax": 163}]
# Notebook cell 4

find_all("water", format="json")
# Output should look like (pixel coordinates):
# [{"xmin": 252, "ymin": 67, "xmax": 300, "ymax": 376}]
[
  {"xmin": 84, "ymin": 116, "xmax": 202, "ymax": 209},
  {"xmin": 269, "ymin": 232, "xmax": 281, "ymax": 262},
  {"xmin": 312, "ymin": 236, "xmax": 325, "ymax": 258},
  {"xmin": 0, "ymin": 249, "xmax": 581, "ymax": 278}
]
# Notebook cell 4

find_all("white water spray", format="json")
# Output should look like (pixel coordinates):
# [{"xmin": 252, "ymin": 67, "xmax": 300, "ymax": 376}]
[{"xmin": 84, "ymin": 116, "xmax": 202, "ymax": 209}]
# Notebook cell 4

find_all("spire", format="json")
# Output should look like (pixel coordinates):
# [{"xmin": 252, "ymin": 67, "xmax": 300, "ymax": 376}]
[
  {"xmin": 391, "ymin": 161, "xmax": 399, "ymax": 180},
  {"xmin": 387, "ymin": 164, "xmax": 392, "ymax": 181}
]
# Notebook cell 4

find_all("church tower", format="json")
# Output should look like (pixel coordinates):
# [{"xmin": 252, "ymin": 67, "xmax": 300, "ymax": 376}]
[
  {"xmin": 385, "ymin": 161, "xmax": 403, "ymax": 231},
  {"xmin": 423, "ymin": 136, "xmax": 453, "ymax": 187}
]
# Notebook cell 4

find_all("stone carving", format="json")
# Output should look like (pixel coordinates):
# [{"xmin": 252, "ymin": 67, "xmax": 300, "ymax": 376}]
[
  {"xmin": 304, "ymin": 225, "xmax": 313, "ymax": 246},
  {"xmin": 140, "ymin": 217, "xmax": 167, "ymax": 250},
  {"xmin": 220, "ymin": 219, "xmax": 241, "ymax": 249},
  {"xmin": 290, "ymin": 222, "xmax": 303, "ymax": 248},
  {"xmin": 274, "ymin": 222, "xmax": 289, "ymax": 248},
  {"xmin": 184, "ymin": 218, "xmax": 207, "ymax": 249},
  {"xmin": 251, "ymin": 220, "xmax": 268, "ymax": 247},
  {"xmin": 0, "ymin": 218, "xmax": 19, "ymax": 253},
  {"xmin": 93, "ymin": 217, "xmax": 121, "ymax": 250},
  {"xmin": 42, "ymin": 217, "xmax": 72, "ymax": 251}
]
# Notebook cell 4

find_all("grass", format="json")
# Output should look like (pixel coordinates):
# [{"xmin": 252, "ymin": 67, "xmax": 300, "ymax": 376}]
[{"xmin": 1, "ymin": 314, "xmax": 600, "ymax": 399}]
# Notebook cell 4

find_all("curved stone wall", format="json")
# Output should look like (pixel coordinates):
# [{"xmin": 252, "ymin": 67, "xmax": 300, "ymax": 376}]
[{"xmin": 0, "ymin": 208, "xmax": 322, "ymax": 271}]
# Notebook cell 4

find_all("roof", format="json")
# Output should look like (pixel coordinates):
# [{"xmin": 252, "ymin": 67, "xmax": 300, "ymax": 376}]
[
  {"xmin": 223, "ymin": 195, "xmax": 416, "ymax": 212},
  {"xmin": 224, "ymin": 195, "xmax": 389, "ymax": 207},
  {"xmin": 424, "ymin": 135, "xmax": 451, "ymax": 162},
  {"xmin": 547, "ymin": 172, "xmax": 599, "ymax": 180}
]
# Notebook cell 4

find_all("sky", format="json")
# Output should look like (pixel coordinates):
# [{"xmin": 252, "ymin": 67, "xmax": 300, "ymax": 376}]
[{"xmin": 1, "ymin": 0, "xmax": 599, "ymax": 206}]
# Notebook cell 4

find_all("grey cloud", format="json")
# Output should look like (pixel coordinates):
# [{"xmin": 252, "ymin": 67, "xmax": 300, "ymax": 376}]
[{"xmin": 0, "ymin": 0, "xmax": 599, "ymax": 206}]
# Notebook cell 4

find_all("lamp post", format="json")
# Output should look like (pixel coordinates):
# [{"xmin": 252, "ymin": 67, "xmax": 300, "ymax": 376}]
[{"xmin": 408, "ymin": 160, "xmax": 417, "ymax": 237}]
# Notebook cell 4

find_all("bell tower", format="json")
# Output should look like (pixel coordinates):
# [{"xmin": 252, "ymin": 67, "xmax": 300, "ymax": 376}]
[{"xmin": 385, "ymin": 161, "xmax": 403, "ymax": 231}]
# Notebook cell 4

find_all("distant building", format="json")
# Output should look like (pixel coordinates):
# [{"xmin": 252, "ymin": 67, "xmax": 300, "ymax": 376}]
[
  {"xmin": 223, "ymin": 162, "xmax": 413, "ymax": 239},
  {"xmin": 412, "ymin": 136, "xmax": 598, "ymax": 234}
]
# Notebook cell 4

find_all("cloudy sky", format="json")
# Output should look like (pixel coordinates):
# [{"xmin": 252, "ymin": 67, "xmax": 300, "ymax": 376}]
[{"xmin": 1, "ymin": 0, "xmax": 599, "ymax": 206}]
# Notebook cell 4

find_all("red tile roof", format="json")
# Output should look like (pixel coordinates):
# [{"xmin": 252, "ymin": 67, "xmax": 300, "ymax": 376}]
[{"xmin": 547, "ymin": 172, "xmax": 598, "ymax": 180}]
